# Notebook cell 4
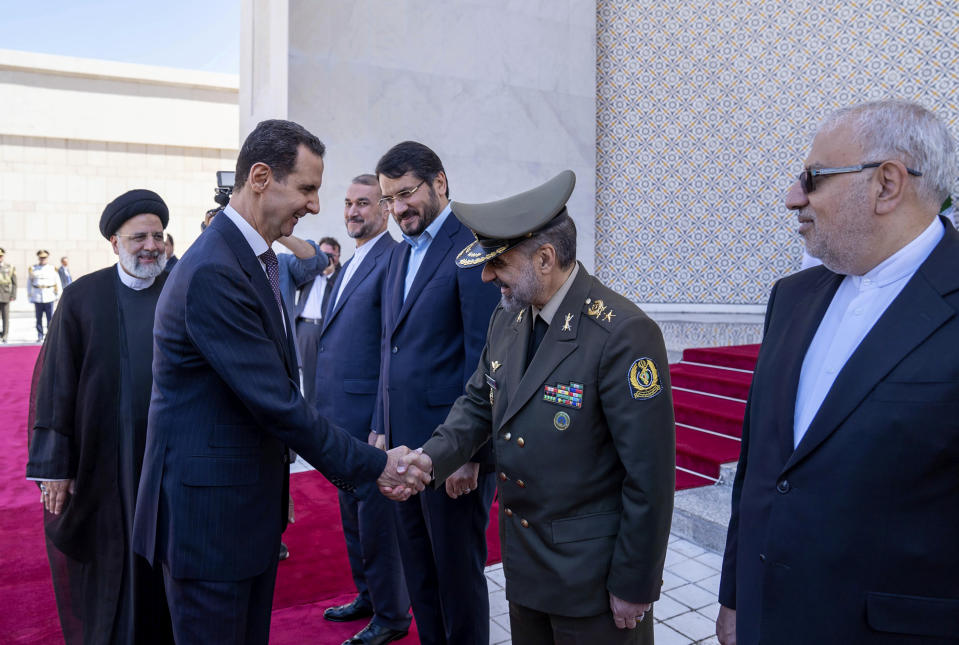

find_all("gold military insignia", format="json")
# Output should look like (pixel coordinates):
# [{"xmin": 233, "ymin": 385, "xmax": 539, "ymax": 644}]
[
  {"xmin": 604, "ymin": 310, "xmax": 615, "ymax": 322},
  {"xmin": 628, "ymin": 357, "xmax": 662, "ymax": 400},
  {"xmin": 491, "ymin": 360, "xmax": 501, "ymax": 372},
  {"xmin": 516, "ymin": 309, "xmax": 525, "ymax": 323},
  {"xmin": 561, "ymin": 313, "xmax": 573, "ymax": 332},
  {"xmin": 586, "ymin": 299, "xmax": 606, "ymax": 318}
]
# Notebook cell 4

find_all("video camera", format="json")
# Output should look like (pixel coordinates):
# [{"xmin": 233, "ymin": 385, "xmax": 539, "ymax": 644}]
[{"xmin": 214, "ymin": 170, "xmax": 235, "ymax": 207}]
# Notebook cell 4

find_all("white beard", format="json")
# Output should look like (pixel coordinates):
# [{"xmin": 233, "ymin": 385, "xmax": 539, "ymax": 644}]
[{"xmin": 118, "ymin": 244, "xmax": 166, "ymax": 279}]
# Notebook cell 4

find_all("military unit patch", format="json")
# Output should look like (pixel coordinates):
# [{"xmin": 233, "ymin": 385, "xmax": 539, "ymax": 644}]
[
  {"xmin": 553, "ymin": 411, "xmax": 571, "ymax": 431},
  {"xmin": 628, "ymin": 357, "xmax": 662, "ymax": 400},
  {"xmin": 544, "ymin": 381, "xmax": 583, "ymax": 408}
]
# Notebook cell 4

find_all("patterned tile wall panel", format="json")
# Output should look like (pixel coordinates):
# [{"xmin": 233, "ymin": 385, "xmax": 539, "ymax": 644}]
[{"xmin": 596, "ymin": 1, "xmax": 959, "ymax": 305}]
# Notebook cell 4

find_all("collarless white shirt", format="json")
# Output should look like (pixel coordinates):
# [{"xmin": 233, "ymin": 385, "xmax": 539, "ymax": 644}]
[
  {"xmin": 116, "ymin": 264, "xmax": 156, "ymax": 291},
  {"xmin": 333, "ymin": 230, "xmax": 388, "ymax": 309},
  {"xmin": 793, "ymin": 216, "xmax": 944, "ymax": 447}
]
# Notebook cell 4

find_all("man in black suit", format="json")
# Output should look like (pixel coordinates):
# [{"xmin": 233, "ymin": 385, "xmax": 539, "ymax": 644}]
[
  {"xmin": 294, "ymin": 235, "xmax": 341, "ymax": 404},
  {"xmin": 717, "ymin": 100, "xmax": 959, "ymax": 644},
  {"xmin": 375, "ymin": 141, "xmax": 501, "ymax": 645},
  {"xmin": 312, "ymin": 174, "xmax": 410, "ymax": 645},
  {"xmin": 132, "ymin": 120, "xmax": 430, "ymax": 645}
]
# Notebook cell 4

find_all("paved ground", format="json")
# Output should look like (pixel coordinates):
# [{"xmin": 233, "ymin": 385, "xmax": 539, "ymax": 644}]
[
  {"xmin": 3, "ymin": 299, "xmax": 50, "ymax": 345},
  {"xmin": 485, "ymin": 533, "xmax": 722, "ymax": 645}
]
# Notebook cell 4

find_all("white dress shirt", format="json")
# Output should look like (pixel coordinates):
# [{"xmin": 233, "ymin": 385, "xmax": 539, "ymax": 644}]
[
  {"xmin": 793, "ymin": 216, "xmax": 944, "ymax": 447},
  {"xmin": 222, "ymin": 205, "xmax": 286, "ymax": 330},
  {"xmin": 333, "ymin": 230, "xmax": 388, "ymax": 309}
]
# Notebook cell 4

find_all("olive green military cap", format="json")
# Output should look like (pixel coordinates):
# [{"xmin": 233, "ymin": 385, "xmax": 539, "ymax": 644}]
[{"xmin": 454, "ymin": 170, "xmax": 575, "ymax": 268}]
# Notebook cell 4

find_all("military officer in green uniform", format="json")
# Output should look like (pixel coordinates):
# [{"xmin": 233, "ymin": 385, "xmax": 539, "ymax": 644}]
[
  {"xmin": 417, "ymin": 170, "xmax": 675, "ymax": 644},
  {"xmin": 0, "ymin": 247, "xmax": 16, "ymax": 342}
]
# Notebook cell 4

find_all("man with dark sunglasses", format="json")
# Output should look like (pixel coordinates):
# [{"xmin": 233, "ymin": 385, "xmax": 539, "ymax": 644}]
[{"xmin": 717, "ymin": 99, "xmax": 959, "ymax": 645}]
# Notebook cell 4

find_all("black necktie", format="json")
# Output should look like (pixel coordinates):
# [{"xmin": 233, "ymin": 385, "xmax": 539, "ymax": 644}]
[
  {"xmin": 525, "ymin": 314, "xmax": 548, "ymax": 371},
  {"xmin": 259, "ymin": 249, "xmax": 284, "ymax": 315}
]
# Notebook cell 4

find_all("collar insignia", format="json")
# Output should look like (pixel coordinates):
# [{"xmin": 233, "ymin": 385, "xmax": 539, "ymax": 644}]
[{"xmin": 562, "ymin": 313, "xmax": 573, "ymax": 332}]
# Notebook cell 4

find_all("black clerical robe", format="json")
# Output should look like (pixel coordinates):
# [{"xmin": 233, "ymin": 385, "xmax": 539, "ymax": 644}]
[{"xmin": 26, "ymin": 266, "xmax": 172, "ymax": 645}]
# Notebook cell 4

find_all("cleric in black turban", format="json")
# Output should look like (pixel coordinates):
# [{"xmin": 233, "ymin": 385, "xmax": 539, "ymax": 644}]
[
  {"xmin": 28, "ymin": 188, "xmax": 174, "ymax": 644},
  {"xmin": 99, "ymin": 189, "xmax": 169, "ymax": 239}
]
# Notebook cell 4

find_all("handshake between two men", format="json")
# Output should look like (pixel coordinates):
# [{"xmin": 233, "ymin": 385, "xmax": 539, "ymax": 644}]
[{"xmin": 375, "ymin": 446, "xmax": 435, "ymax": 501}]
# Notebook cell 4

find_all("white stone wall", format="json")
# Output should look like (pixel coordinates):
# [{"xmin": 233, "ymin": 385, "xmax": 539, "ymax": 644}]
[
  {"xmin": 0, "ymin": 49, "xmax": 239, "ymax": 281},
  {"xmin": 243, "ymin": 0, "xmax": 597, "ymax": 268}
]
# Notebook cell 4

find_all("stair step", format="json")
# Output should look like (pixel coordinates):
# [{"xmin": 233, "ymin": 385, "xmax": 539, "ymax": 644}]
[
  {"xmin": 670, "ymin": 363, "xmax": 752, "ymax": 400},
  {"xmin": 682, "ymin": 344, "xmax": 760, "ymax": 371},
  {"xmin": 673, "ymin": 390, "xmax": 745, "ymax": 438},
  {"xmin": 676, "ymin": 426, "xmax": 741, "ymax": 478}
]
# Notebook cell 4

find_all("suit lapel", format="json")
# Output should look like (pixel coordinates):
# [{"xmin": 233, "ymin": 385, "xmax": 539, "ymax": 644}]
[
  {"xmin": 784, "ymin": 227, "xmax": 959, "ymax": 472},
  {"xmin": 394, "ymin": 215, "xmax": 456, "ymax": 331},
  {"xmin": 500, "ymin": 269, "xmax": 590, "ymax": 429},
  {"xmin": 324, "ymin": 235, "xmax": 391, "ymax": 331},
  {"xmin": 763, "ymin": 270, "xmax": 844, "ymax": 462},
  {"xmin": 497, "ymin": 307, "xmax": 532, "ymax": 427},
  {"xmin": 388, "ymin": 244, "xmax": 410, "ymax": 329},
  {"xmin": 214, "ymin": 215, "xmax": 295, "ymax": 375}
]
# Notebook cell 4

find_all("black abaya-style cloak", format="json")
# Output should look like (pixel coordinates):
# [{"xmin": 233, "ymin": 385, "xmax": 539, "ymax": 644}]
[{"xmin": 26, "ymin": 266, "xmax": 172, "ymax": 644}]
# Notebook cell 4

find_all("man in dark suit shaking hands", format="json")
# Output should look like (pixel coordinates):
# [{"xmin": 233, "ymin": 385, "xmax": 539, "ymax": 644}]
[
  {"xmin": 133, "ymin": 120, "xmax": 430, "ymax": 645},
  {"xmin": 717, "ymin": 100, "xmax": 959, "ymax": 644}
]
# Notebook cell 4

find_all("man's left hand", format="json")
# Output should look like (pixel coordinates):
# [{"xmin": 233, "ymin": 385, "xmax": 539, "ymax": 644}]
[
  {"xmin": 445, "ymin": 462, "xmax": 479, "ymax": 498},
  {"xmin": 609, "ymin": 592, "xmax": 651, "ymax": 630}
]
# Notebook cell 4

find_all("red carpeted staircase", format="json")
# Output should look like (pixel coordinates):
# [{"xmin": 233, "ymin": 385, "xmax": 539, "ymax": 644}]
[{"xmin": 671, "ymin": 344, "xmax": 760, "ymax": 490}]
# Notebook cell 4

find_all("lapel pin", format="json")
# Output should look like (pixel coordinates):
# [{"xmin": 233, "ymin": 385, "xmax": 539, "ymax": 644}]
[{"xmin": 562, "ymin": 313, "xmax": 573, "ymax": 332}]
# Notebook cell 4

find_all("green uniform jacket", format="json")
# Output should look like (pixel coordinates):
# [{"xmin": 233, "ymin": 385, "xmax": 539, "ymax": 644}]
[{"xmin": 422, "ymin": 264, "xmax": 675, "ymax": 617}]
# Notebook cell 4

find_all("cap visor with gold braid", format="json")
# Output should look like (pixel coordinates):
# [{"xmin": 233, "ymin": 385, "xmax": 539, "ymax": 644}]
[{"xmin": 453, "ymin": 170, "xmax": 576, "ymax": 268}]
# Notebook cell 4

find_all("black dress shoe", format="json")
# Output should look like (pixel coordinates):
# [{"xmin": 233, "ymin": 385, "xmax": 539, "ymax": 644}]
[
  {"xmin": 278, "ymin": 542, "xmax": 290, "ymax": 560},
  {"xmin": 323, "ymin": 597, "xmax": 374, "ymax": 622},
  {"xmin": 342, "ymin": 621, "xmax": 408, "ymax": 645}
]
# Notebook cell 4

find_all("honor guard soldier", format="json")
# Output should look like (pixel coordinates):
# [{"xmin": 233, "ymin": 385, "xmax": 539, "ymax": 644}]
[
  {"xmin": 415, "ymin": 170, "xmax": 676, "ymax": 644},
  {"xmin": 27, "ymin": 249, "xmax": 62, "ymax": 342}
]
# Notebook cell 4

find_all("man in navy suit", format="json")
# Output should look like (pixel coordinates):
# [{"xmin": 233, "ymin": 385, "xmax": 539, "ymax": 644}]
[
  {"xmin": 311, "ymin": 174, "xmax": 410, "ymax": 645},
  {"xmin": 132, "ymin": 120, "xmax": 430, "ymax": 645},
  {"xmin": 717, "ymin": 100, "xmax": 959, "ymax": 644},
  {"xmin": 374, "ymin": 142, "xmax": 501, "ymax": 645}
]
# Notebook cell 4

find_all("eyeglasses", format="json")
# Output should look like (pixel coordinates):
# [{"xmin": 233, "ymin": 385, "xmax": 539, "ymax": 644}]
[
  {"xmin": 799, "ymin": 161, "xmax": 922, "ymax": 194},
  {"xmin": 115, "ymin": 232, "xmax": 165, "ymax": 244},
  {"xmin": 378, "ymin": 180, "xmax": 426, "ymax": 208}
]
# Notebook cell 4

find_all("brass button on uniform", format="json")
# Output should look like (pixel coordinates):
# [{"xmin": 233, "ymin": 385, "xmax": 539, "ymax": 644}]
[
  {"xmin": 516, "ymin": 437, "xmax": 525, "ymax": 447},
  {"xmin": 505, "ymin": 508, "xmax": 513, "ymax": 516},
  {"xmin": 516, "ymin": 479, "xmax": 526, "ymax": 488},
  {"xmin": 504, "ymin": 432, "xmax": 511, "ymax": 441},
  {"xmin": 521, "ymin": 519, "xmax": 529, "ymax": 528},
  {"xmin": 499, "ymin": 472, "xmax": 508, "ymax": 481}
]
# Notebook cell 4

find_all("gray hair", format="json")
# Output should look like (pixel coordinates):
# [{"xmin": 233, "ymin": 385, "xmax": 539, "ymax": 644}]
[
  {"xmin": 517, "ymin": 211, "xmax": 577, "ymax": 270},
  {"xmin": 820, "ymin": 100, "xmax": 957, "ymax": 207}
]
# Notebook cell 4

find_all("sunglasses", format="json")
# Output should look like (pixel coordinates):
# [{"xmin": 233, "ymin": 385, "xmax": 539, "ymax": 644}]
[{"xmin": 799, "ymin": 161, "xmax": 922, "ymax": 194}]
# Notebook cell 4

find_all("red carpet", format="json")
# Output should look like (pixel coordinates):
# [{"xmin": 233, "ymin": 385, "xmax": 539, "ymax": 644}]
[
  {"xmin": 671, "ymin": 344, "xmax": 759, "ymax": 489},
  {"xmin": 0, "ymin": 345, "xmax": 502, "ymax": 644},
  {"xmin": 0, "ymin": 345, "xmax": 62, "ymax": 645},
  {"xmin": 1, "ymin": 342, "xmax": 759, "ymax": 640}
]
